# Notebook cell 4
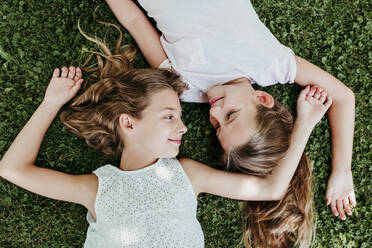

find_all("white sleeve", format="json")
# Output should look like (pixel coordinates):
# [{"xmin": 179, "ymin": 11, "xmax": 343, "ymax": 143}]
[
  {"xmin": 158, "ymin": 59, "xmax": 172, "ymax": 70},
  {"xmin": 255, "ymin": 46, "xmax": 297, "ymax": 87}
]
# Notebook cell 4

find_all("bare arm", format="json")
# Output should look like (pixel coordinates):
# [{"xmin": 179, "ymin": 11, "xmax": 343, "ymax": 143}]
[
  {"xmin": 295, "ymin": 56, "xmax": 355, "ymax": 172},
  {"xmin": 0, "ymin": 67, "xmax": 97, "ymax": 218},
  {"xmin": 295, "ymin": 56, "xmax": 356, "ymax": 220},
  {"xmin": 181, "ymin": 86, "xmax": 331, "ymax": 201},
  {"xmin": 181, "ymin": 119, "xmax": 312, "ymax": 201},
  {"xmin": 105, "ymin": 0, "xmax": 167, "ymax": 68}
]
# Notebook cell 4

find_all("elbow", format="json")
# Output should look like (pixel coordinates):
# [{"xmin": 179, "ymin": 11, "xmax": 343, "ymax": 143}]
[
  {"xmin": 337, "ymin": 84, "xmax": 354, "ymax": 104},
  {"xmin": 0, "ymin": 160, "xmax": 19, "ymax": 180},
  {"xmin": 344, "ymin": 87, "xmax": 355, "ymax": 104},
  {"xmin": 0, "ymin": 161, "xmax": 8, "ymax": 179},
  {"xmin": 253, "ymin": 184, "xmax": 287, "ymax": 201},
  {"xmin": 331, "ymin": 86, "xmax": 354, "ymax": 110},
  {"xmin": 271, "ymin": 187, "xmax": 288, "ymax": 201}
]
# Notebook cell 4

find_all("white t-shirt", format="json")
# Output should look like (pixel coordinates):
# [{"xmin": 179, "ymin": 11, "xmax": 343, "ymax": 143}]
[{"xmin": 138, "ymin": 0, "xmax": 297, "ymax": 102}]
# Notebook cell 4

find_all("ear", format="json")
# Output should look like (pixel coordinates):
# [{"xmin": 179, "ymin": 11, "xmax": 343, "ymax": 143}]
[
  {"xmin": 254, "ymin": 90, "xmax": 275, "ymax": 108},
  {"xmin": 119, "ymin": 114, "xmax": 135, "ymax": 134}
]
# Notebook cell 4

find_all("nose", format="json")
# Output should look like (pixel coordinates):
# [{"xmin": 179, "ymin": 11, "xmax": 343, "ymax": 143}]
[
  {"xmin": 209, "ymin": 106, "xmax": 223, "ymax": 123},
  {"xmin": 178, "ymin": 120, "xmax": 188, "ymax": 134}
]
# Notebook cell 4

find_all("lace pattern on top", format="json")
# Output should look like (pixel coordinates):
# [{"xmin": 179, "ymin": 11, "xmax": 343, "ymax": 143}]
[{"xmin": 84, "ymin": 158, "xmax": 204, "ymax": 248}]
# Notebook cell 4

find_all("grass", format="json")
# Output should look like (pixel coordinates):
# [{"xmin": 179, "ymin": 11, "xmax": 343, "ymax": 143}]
[{"xmin": 0, "ymin": 0, "xmax": 371, "ymax": 247}]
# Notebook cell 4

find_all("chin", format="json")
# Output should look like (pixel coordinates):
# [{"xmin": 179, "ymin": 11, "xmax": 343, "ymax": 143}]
[
  {"xmin": 169, "ymin": 149, "xmax": 180, "ymax": 158},
  {"xmin": 159, "ymin": 149, "xmax": 179, "ymax": 158},
  {"xmin": 206, "ymin": 85, "xmax": 221, "ymax": 99}
]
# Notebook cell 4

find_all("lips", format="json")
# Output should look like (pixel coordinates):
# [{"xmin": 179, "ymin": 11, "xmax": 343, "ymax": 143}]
[
  {"xmin": 209, "ymin": 97, "xmax": 224, "ymax": 106},
  {"xmin": 168, "ymin": 139, "xmax": 182, "ymax": 145}
]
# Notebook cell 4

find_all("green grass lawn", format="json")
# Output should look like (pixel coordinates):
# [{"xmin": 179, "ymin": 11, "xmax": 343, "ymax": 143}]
[{"xmin": 0, "ymin": 0, "xmax": 371, "ymax": 247}]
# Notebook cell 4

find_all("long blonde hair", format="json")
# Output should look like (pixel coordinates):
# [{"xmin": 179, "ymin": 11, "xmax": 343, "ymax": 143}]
[
  {"xmin": 60, "ymin": 18, "xmax": 187, "ymax": 157},
  {"xmin": 225, "ymin": 101, "xmax": 314, "ymax": 248}
]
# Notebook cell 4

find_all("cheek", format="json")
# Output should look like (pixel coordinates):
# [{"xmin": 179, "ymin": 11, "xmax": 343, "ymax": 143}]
[
  {"xmin": 153, "ymin": 124, "xmax": 173, "ymax": 142},
  {"xmin": 217, "ymin": 136, "xmax": 229, "ymax": 152}
]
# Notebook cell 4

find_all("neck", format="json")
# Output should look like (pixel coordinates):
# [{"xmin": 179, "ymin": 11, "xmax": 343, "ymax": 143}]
[{"xmin": 119, "ymin": 146, "xmax": 158, "ymax": 172}]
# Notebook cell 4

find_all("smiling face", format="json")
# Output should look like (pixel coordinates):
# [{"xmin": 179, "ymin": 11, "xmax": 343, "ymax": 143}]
[
  {"xmin": 207, "ymin": 78, "xmax": 274, "ymax": 151},
  {"xmin": 128, "ymin": 89, "xmax": 187, "ymax": 158}
]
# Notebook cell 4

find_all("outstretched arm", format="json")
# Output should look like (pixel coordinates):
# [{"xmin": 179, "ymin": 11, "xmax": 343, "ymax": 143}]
[
  {"xmin": 0, "ymin": 67, "xmax": 97, "ymax": 217},
  {"xmin": 181, "ymin": 119, "xmax": 312, "ymax": 201},
  {"xmin": 295, "ymin": 56, "xmax": 356, "ymax": 220},
  {"xmin": 105, "ymin": 0, "xmax": 167, "ymax": 68},
  {"xmin": 181, "ymin": 86, "xmax": 331, "ymax": 201}
]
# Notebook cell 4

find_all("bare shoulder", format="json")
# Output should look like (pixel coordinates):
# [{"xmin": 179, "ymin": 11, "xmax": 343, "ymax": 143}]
[
  {"xmin": 77, "ymin": 173, "xmax": 98, "ymax": 219},
  {"xmin": 178, "ymin": 158, "xmax": 215, "ymax": 197},
  {"xmin": 178, "ymin": 158, "xmax": 206, "ymax": 175},
  {"xmin": 79, "ymin": 174, "xmax": 98, "ymax": 198}
]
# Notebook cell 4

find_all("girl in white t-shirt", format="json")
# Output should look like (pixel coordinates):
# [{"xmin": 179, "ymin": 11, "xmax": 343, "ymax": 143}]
[
  {"xmin": 105, "ymin": 0, "xmax": 356, "ymax": 247},
  {"xmin": 0, "ymin": 25, "xmax": 330, "ymax": 247}
]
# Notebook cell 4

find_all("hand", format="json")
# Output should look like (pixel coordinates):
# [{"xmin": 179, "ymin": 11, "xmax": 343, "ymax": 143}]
[
  {"xmin": 296, "ymin": 85, "xmax": 332, "ymax": 129},
  {"xmin": 43, "ymin": 66, "xmax": 83, "ymax": 107},
  {"xmin": 326, "ymin": 169, "xmax": 356, "ymax": 220}
]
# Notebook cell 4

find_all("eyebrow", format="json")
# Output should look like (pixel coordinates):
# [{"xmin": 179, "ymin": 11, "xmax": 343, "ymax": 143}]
[
  {"xmin": 161, "ymin": 107, "xmax": 177, "ymax": 111},
  {"xmin": 160, "ymin": 107, "xmax": 183, "ymax": 116}
]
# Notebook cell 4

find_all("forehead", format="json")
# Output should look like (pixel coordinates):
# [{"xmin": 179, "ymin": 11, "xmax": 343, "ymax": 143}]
[{"xmin": 144, "ymin": 89, "xmax": 181, "ymax": 113}]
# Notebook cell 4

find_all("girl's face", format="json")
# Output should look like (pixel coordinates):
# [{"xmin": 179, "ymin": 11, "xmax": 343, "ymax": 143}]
[
  {"xmin": 207, "ymin": 78, "xmax": 260, "ymax": 151},
  {"xmin": 130, "ymin": 89, "xmax": 187, "ymax": 158}
]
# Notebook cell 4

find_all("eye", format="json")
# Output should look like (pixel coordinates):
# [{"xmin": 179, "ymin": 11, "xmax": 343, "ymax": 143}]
[
  {"xmin": 163, "ymin": 115, "xmax": 174, "ymax": 120},
  {"xmin": 226, "ymin": 109, "xmax": 238, "ymax": 121}
]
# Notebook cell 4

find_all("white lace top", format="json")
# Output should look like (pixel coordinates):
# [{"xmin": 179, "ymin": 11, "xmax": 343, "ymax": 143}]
[
  {"xmin": 84, "ymin": 158, "xmax": 204, "ymax": 248},
  {"xmin": 138, "ymin": 0, "xmax": 297, "ymax": 103}
]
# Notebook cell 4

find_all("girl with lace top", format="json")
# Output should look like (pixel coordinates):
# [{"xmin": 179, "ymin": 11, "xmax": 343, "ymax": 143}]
[
  {"xmin": 105, "ymin": 0, "xmax": 356, "ymax": 247},
  {"xmin": 0, "ymin": 20, "xmax": 331, "ymax": 247}
]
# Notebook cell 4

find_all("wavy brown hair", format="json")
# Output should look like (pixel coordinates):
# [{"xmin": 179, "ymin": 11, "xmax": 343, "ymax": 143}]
[
  {"xmin": 225, "ymin": 101, "xmax": 314, "ymax": 248},
  {"xmin": 60, "ymin": 19, "xmax": 187, "ymax": 157}
]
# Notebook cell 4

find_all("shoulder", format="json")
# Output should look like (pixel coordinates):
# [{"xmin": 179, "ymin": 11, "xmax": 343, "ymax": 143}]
[
  {"xmin": 178, "ymin": 158, "xmax": 218, "ymax": 196},
  {"xmin": 179, "ymin": 158, "xmax": 227, "ymax": 181},
  {"xmin": 178, "ymin": 158, "xmax": 214, "ymax": 173},
  {"xmin": 92, "ymin": 164, "xmax": 116, "ymax": 176},
  {"xmin": 80, "ymin": 165, "xmax": 122, "ymax": 220},
  {"xmin": 85, "ymin": 165, "xmax": 118, "ymax": 197},
  {"xmin": 79, "ymin": 174, "xmax": 98, "ymax": 208}
]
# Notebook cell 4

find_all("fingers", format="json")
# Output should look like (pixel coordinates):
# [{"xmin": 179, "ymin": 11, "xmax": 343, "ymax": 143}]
[
  {"xmin": 74, "ymin": 67, "xmax": 82, "ymax": 81},
  {"xmin": 326, "ymin": 193, "xmax": 332, "ymax": 206},
  {"xmin": 349, "ymin": 191, "xmax": 357, "ymax": 207},
  {"xmin": 343, "ymin": 198, "xmax": 352, "ymax": 216},
  {"xmin": 53, "ymin": 66, "xmax": 82, "ymax": 81},
  {"xmin": 61, "ymin": 67, "xmax": 68, "ymax": 78},
  {"xmin": 305, "ymin": 86, "xmax": 316, "ymax": 101},
  {"xmin": 336, "ymin": 200, "xmax": 346, "ymax": 220},
  {"xmin": 299, "ymin": 85, "xmax": 310, "ymax": 101},
  {"xmin": 319, "ymin": 91, "xmax": 327, "ymax": 103},
  {"xmin": 307, "ymin": 86, "xmax": 316, "ymax": 98},
  {"xmin": 328, "ymin": 191, "xmax": 356, "ymax": 220},
  {"xmin": 314, "ymin": 87, "xmax": 323, "ymax": 100},
  {"xmin": 67, "ymin": 66, "xmax": 75, "ymax": 80},
  {"xmin": 325, "ymin": 187, "xmax": 333, "ymax": 205},
  {"xmin": 330, "ymin": 201, "xmax": 338, "ymax": 217},
  {"xmin": 305, "ymin": 86, "xmax": 324, "ymax": 102},
  {"xmin": 52, "ymin": 68, "xmax": 60, "ymax": 78},
  {"xmin": 324, "ymin": 95, "xmax": 333, "ymax": 110}
]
